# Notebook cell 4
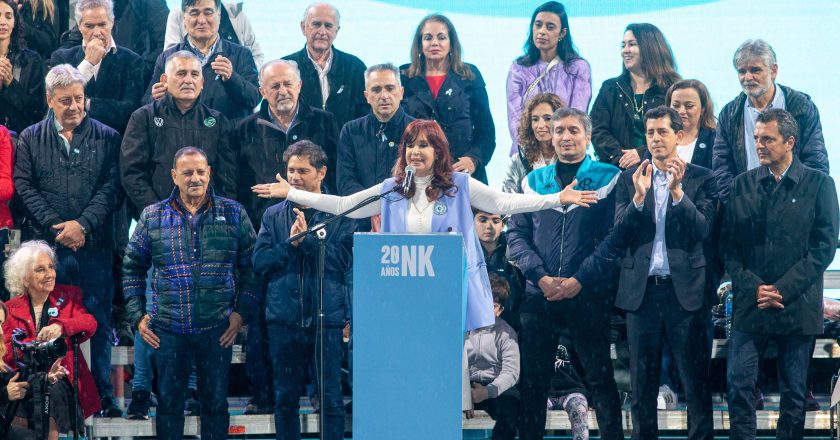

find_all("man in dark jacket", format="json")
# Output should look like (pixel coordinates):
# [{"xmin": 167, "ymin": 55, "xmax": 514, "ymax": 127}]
[
  {"xmin": 59, "ymin": 0, "xmax": 169, "ymax": 87},
  {"xmin": 282, "ymin": 3, "xmax": 367, "ymax": 128},
  {"xmin": 723, "ymin": 109, "xmax": 839, "ymax": 440},
  {"xmin": 145, "ymin": 0, "xmax": 259, "ymax": 121},
  {"xmin": 337, "ymin": 63, "xmax": 413, "ymax": 197},
  {"xmin": 121, "ymin": 50, "xmax": 236, "ymax": 213},
  {"xmin": 49, "ymin": 0, "xmax": 144, "ymax": 134},
  {"xmin": 506, "ymin": 108, "xmax": 624, "ymax": 440},
  {"xmin": 712, "ymin": 39, "xmax": 828, "ymax": 203},
  {"xmin": 13, "ymin": 64, "xmax": 123, "ymax": 416},
  {"xmin": 612, "ymin": 106, "xmax": 715, "ymax": 440},
  {"xmin": 123, "ymin": 146, "xmax": 257, "ymax": 440},
  {"xmin": 252, "ymin": 141, "xmax": 353, "ymax": 440},
  {"xmin": 235, "ymin": 59, "xmax": 338, "ymax": 224}
]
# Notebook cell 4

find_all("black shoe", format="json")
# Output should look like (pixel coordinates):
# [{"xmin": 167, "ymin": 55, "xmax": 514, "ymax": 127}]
[
  {"xmin": 126, "ymin": 390, "xmax": 151, "ymax": 420},
  {"xmin": 114, "ymin": 323, "xmax": 135, "ymax": 347},
  {"xmin": 99, "ymin": 396, "xmax": 124, "ymax": 418},
  {"xmin": 806, "ymin": 391, "xmax": 821, "ymax": 411},
  {"xmin": 244, "ymin": 399, "xmax": 273, "ymax": 415}
]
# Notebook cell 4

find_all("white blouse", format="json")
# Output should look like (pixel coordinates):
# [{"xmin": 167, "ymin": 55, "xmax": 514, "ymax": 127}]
[{"xmin": 286, "ymin": 174, "xmax": 564, "ymax": 232}]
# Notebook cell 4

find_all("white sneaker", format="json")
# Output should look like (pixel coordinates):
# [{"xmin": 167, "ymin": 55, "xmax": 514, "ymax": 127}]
[{"xmin": 657, "ymin": 385, "xmax": 677, "ymax": 410}]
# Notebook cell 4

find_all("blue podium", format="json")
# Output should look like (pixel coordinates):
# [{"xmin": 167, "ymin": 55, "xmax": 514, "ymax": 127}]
[{"xmin": 353, "ymin": 233, "xmax": 466, "ymax": 440}]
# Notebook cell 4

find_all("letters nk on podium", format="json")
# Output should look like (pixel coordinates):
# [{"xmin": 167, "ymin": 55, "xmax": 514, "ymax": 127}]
[{"xmin": 353, "ymin": 233, "xmax": 467, "ymax": 440}]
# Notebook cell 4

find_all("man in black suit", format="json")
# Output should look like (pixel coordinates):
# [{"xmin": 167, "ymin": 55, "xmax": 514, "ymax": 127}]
[
  {"xmin": 49, "ymin": 0, "xmax": 144, "ymax": 134},
  {"xmin": 613, "ymin": 106, "xmax": 715, "ymax": 440}
]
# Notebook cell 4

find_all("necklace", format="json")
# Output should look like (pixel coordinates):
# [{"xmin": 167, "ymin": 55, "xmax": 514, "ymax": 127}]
[
  {"xmin": 410, "ymin": 198, "xmax": 433, "ymax": 230},
  {"xmin": 632, "ymin": 93, "xmax": 646, "ymax": 120}
]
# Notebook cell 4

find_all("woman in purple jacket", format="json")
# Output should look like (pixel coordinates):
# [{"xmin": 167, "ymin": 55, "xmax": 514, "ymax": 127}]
[{"xmin": 506, "ymin": 1, "xmax": 591, "ymax": 156}]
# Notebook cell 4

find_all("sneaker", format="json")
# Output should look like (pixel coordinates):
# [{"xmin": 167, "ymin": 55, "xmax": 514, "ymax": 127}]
[
  {"xmin": 806, "ymin": 391, "xmax": 820, "ymax": 411},
  {"xmin": 657, "ymin": 385, "xmax": 677, "ymax": 410},
  {"xmin": 99, "ymin": 396, "xmax": 124, "ymax": 418},
  {"xmin": 755, "ymin": 388, "xmax": 765, "ymax": 410},
  {"xmin": 126, "ymin": 390, "xmax": 151, "ymax": 420},
  {"xmin": 244, "ymin": 399, "xmax": 273, "ymax": 415}
]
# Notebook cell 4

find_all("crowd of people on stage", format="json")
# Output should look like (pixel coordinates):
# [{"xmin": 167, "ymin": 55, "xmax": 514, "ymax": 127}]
[{"xmin": 0, "ymin": 0, "xmax": 835, "ymax": 439}]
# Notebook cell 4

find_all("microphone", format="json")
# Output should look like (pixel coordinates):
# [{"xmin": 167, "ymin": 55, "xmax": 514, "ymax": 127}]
[{"xmin": 402, "ymin": 165, "xmax": 415, "ymax": 195}]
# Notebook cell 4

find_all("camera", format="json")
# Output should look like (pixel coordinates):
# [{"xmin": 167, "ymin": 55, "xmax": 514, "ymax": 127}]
[{"xmin": 10, "ymin": 328, "xmax": 67, "ymax": 373}]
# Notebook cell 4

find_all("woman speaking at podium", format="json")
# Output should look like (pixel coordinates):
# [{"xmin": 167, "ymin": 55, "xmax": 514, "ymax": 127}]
[{"xmin": 253, "ymin": 119, "xmax": 597, "ymax": 332}]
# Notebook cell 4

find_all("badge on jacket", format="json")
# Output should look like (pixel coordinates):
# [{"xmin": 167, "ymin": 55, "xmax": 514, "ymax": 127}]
[
  {"xmin": 154, "ymin": 117, "xmax": 164, "ymax": 127},
  {"xmin": 204, "ymin": 117, "xmax": 217, "ymax": 128},
  {"xmin": 47, "ymin": 307, "xmax": 58, "ymax": 317},
  {"xmin": 433, "ymin": 200, "xmax": 447, "ymax": 215}
]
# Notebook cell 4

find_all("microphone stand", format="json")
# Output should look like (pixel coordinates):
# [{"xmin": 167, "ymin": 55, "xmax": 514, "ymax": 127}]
[{"xmin": 287, "ymin": 185, "xmax": 404, "ymax": 440}]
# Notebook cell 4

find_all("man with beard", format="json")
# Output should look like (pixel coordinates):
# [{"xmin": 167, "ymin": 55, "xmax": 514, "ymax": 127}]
[
  {"xmin": 712, "ymin": 39, "xmax": 828, "ymax": 203},
  {"xmin": 233, "ymin": 59, "xmax": 337, "ymax": 414}
]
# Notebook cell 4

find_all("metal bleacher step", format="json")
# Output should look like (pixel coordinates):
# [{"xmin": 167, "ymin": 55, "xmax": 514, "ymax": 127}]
[
  {"xmin": 109, "ymin": 338, "xmax": 840, "ymax": 367},
  {"xmin": 87, "ymin": 407, "xmax": 836, "ymax": 438}
]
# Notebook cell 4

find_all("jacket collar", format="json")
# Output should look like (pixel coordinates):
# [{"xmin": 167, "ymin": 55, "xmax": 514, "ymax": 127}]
[
  {"xmin": 7, "ymin": 289, "xmax": 64, "ymax": 332},
  {"xmin": 162, "ymin": 93, "xmax": 200, "ymax": 115},
  {"xmin": 166, "ymin": 186, "xmax": 217, "ymax": 217},
  {"xmin": 758, "ymin": 156, "xmax": 802, "ymax": 185},
  {"xmin": 365, "ymin": 107, "xmax": 408, "ymax": 130},
  {"xmin": 257, "ymin": 99, "xmax": 312, "ymax": 131}
]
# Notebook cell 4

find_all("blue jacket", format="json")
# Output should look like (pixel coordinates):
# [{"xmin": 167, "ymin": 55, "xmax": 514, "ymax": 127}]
[
  {"xmin": 252, "ymin": 196, "xmax": 355, "ymax": 328},
  {"xmin": 123, "ymin": 187, "xmax": 258, "ymax": 334},
  {"xmin": 507, "ymin": 156, "xmax": 621, "ymax": 295},
  {"xmin": 712, "ymin": 84, "xmax": 828, "ymax": 202}
]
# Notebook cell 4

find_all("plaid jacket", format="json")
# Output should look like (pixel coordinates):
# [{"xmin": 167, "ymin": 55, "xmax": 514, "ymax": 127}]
[{"xmin": 122, "ymin": 186, "xmax": 258, "ymax": 334}]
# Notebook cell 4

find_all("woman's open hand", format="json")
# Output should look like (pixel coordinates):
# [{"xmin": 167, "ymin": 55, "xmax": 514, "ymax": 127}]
[
  {"xmin": 558, "ymin": 179, "xmax": 599, "ymax": 207},
  {"xmin": 252, "ymin": 173, "xmax": 291, "ymax": 199}
]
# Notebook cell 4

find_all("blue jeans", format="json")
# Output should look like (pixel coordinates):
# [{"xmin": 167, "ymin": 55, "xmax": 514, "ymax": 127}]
[
  {"xmin": 55, "ymin": 247, "xmax": 114, "ymax": 399},
  {"xmin": 245, "ymin": 280, "xmax": 273, "ymax": 404},
  {"xmin": 727, "ymin": 330, "xmax": 813, "ymax": 440},
  {"xmin": 154, "ymin": 324, "xmax": 232, "ymax": 440},
  {"xmin": 268, "ymin": 325, "xmax": 344, "ymax": 440}
]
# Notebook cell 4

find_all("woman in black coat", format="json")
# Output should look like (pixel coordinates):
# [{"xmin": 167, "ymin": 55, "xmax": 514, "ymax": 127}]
[
  {"xmin": 590, "ymin": 23, "xmax": 680, "ymax": 169},
  {"xmin": 661, "ymin": 78, "xmax": 717, "ymax": 169},
  {"xmin": 0, "ymin": 0, "xmax": 46, "ymax": 134},
  {"xmin": 400, "ymin": 13, "xmax": 495, "ymax": 184}
]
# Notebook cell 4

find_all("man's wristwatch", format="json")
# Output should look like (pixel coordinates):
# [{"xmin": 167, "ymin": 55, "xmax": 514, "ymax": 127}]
[{"xmin": 79, "ymin": 224, "xmax": 88, "ymax": 235}]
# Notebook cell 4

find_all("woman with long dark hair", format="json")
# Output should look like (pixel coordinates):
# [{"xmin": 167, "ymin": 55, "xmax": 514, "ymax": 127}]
[
  {"xmin": 502, "ymin": 93, "xmax": 564, "ymax": 193},
  {"xmin": 590, "ymin": 23, "xmax": 680, "ymax": 169},
  {"xmin": 400, "ymin": 14, "xmax": 495, "ymax": 184},
  {"xmin": 0, "ymin": 0, "xmax": 45, "ymax": 134},
  {"xmin": 506, "ymin": 1, "xmax": 590, "ymax": 156}
]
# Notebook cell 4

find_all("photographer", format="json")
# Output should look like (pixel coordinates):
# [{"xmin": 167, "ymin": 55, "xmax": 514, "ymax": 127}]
[{"xmin": 1, "ymin": 241, "xmax": 99, "ymax": 439}]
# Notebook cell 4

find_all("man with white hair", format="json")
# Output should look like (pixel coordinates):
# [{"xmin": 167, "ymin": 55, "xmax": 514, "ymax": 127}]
[
  {"xmin": 13, "ymin": 64, "xmax": 123, "ymax": 417},
  {"xmin": 712, "ymin": 38, "xmax": 828, "ymax": 203},
  {"xmin": 233, "ymin": 59, "xmax": 337, "ymax": 414},
  {"xmin": 282, "ymin": 2, "xmax": 367, "ymax": 128},
  {"xmin": 121, "ymin": 50, "xmax": 236, "ymax": 213},
  {"xmin": 144, "ymin": 0, "xmax": 260, "ymax": 121},
  {"xmin": 49, "ymin": 0, "xmax": 144, "ymax": 134}
]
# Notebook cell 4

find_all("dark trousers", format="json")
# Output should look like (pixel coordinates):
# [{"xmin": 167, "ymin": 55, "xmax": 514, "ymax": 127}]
[
  {"xmin": 245, "ymin": 280, "xmax": 273, "ymax": 404},
  {"xmin": 475, "ymin": 388, "xmax": 520, "ymax": 440},
  {"xmin": 626, "ymin": 280, "xmax": 713, "ymax": 440},
  {"xmin": 154, "ymin": 325, "xmax": 232, "ymax": 440},
  {"xmin": 727, "ymin": 330, "xmax": 812, "ymax": 440},
  {"xmin": 55, "ymin": 247, "xmax": 114, "ymax": 399},
  {"xmin": 268, "ymin": 325, "xmax": 344, "ymax": 440},
  {"xmin": 518, "ymin": 291, "xmax": 624, "ymax": 440}
]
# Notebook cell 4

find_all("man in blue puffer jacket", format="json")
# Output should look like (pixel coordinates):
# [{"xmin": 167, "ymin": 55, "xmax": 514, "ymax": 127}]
[{"xmin": 252, "ymin": 140, "xmax": 355, "ymax": 440}]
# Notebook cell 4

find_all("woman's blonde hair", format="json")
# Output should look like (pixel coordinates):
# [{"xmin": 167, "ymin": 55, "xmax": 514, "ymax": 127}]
[
  {"xmin": 4, "ymin": 240, "xmax": 55, "ymax": 297},
  {"xmin": 29, "ymin": 0, "xmax": 57, "ymax": 24}
]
